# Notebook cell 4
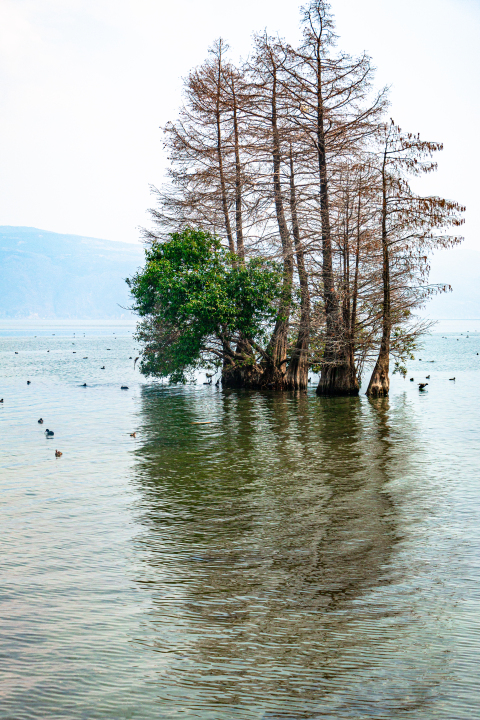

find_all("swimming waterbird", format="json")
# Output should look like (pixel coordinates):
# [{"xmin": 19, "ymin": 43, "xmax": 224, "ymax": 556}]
[{"xmin": 45, "ymin": 429, "xmax": 54, "ymax": 437}]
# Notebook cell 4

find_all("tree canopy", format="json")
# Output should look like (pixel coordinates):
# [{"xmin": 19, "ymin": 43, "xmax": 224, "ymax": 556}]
[
  {"xmin": 128, "ymin": 228, "xmax": 282, "ymax": 383},
  {"xmin": 130, "ymin": 1, "xmax": 464, "ymax": 394}
]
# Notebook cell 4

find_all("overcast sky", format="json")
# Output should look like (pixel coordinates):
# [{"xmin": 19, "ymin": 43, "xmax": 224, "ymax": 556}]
[{"xmin": 0, "ymin": 0, "xmax": 479, "ymax": 248}]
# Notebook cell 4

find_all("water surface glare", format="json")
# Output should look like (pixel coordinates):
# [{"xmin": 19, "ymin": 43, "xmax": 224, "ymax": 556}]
[{"xmin": 1, "ymin": 330, "xmax": 480, "ymax": 719}]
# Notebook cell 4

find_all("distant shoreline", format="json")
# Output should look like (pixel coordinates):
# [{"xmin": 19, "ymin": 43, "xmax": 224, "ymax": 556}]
[
  {"xmin": 0, "ymin": 319, "xmax": 136, "ymax": 327},
  {"xmin": 0, "ymin": 320, "xmax": 137, "ymax": 338}
]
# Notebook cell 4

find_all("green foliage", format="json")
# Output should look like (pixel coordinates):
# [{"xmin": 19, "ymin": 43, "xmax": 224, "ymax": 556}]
[
  {"xmin": 391, "ymin": 326, "xmax": 417, "ymax": 378},
  {"xmin": 127, "ymin": 228, "xmax": 282, "ymax": 381},
  {"xmin": 392, "ymin": 360, "xmax": 408, "ymax": 379}
]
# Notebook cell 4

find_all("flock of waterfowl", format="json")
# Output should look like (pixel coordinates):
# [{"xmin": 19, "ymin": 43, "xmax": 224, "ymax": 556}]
[
  {"xmin": 36, "ymin": 368, "xmax": 135, "ymax": 455},
  {"xmin": 410, "ymin": 374, "xmax": 456, "ymax": 391},
  {"xmin": 3, "ymin": 335, "xmax": 140, "ymax": 458},
  {"xmin": 3, "ymin": 332, "xmax": 479, "ymax": 458}
]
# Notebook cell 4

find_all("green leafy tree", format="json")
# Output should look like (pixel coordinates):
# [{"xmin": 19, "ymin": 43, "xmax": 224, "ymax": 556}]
[{"xmin": 127, "ymin": 228, "xmax": 282, "ymax": 383}]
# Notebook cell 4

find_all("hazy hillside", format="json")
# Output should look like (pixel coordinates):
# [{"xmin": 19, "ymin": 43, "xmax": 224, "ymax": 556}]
[
  {"xmin": 0, "ymin": 226, "xmax": 478, "ymax": 321},
  {"xmin": 0, "ymin": 226, "xmax": 144, "ymax": 319}
]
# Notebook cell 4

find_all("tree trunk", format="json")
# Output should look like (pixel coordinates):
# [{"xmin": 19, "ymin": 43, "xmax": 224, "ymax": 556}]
[
  {"xmin": 219, "ymin": 332, "xmax": 263, "ymax": 388},
  {"xmin": 367, "ymin": 147, "xmax": 390, "ymax": 397},
  {"xmin": 228, "ymin": 75, "xmax": 259, "ymax": 370},
  {"xmin": 215, "ymin": 47, "xmax": 235, "ymax": 255},
  {"xmin": 221, "ymin": 361, "xmax": 263, "ymax": 388},
  {"xmin": 351, "ymin": 195, "xmax": 361, "ymax": 342},
  {"xmin": 366, "ymin": 339, "xmax": 390, "ymax": 396},
  {"xmin": 314, "ymin": 49, "xmax": 358, "ymax": 396},
  {"xmin": 263, "ymin": 62, "xmax": 294, "ymax": 388},
  {"xmin": 231, "ymin": 79, "xmax": 245, "ymax": 261},
  {"xmin": 347, "ymin": 197, "xmax": 361, "ymax": 381},
  {"xmin": 285, "ymin": 149, "xmax": 310, "ymax": 390}
]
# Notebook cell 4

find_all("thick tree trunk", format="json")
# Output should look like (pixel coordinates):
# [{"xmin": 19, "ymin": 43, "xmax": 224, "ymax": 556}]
[
  {"xmin": 262, "ymin": 63, "xmax": 294, "ymax": 388},
  {"xmin": 318, "ymin": 363, "xmax": 359, "ymax": 395},
  {"xmin": 366, "ymin": 342, "xmax": 390, "ymax": 396},
  {"xmin": 314, "ymin": 51, "xmax": 358, "ymax": 397},
  {"xmin": 221, "ymin": 362, "xmax": 263, "ymax": 388},
  {"xmin": 219, "ymin": 332, "xmax": 263, "ymax": 388},
  {"xmin": 285, "ymin": 150, "xmax": 310, "ymax": 390},
  {"xmin": 367, "ymin": 148, "xmax": 390, "ymax": 397}
]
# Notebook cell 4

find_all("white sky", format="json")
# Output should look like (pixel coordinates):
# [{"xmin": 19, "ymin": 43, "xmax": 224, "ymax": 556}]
[{"xmin": 0, "ymin": 0, "xmax": 479, "ymax": 247}]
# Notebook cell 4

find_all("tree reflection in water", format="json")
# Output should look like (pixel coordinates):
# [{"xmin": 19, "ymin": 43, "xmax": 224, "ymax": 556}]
[{"xmin": 130, "ymin": 386, "xmax": 450, "ymax": 719}]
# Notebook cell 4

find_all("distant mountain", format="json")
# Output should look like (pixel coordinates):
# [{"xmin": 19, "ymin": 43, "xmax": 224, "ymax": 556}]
[
  {"xmin": 0, "ymin": 226, "xmax": 144, "ymax": 319},
  {"xmin": 0, "ymin": 226, "xmax": 478, "ymax": 321},
  {"xmin": 425, "ymin": 246, "xmax": 480, "ymax": 319}
]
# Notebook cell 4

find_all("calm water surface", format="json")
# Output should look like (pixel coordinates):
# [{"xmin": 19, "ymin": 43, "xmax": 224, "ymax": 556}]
[{"xmin": 1, "ymin": 326, "xmax": 480, "ymax": 719}]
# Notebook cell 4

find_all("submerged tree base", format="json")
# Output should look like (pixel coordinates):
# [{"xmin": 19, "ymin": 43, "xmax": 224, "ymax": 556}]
[
  {"xmin": 222, "ymin": 357, "xmax": 311, "ymax": 391},
  {"xmin": 366, "ymin": 385, "xmax": 389, "ymax": 397},
  {"xmin": 316, "ymin": 364, "xmax": 360, "ymax": 397},
  {"xmin": 284, "ymin": 356, "xmax": 309, "ymax": 391},
  {"xmin": 221, "ymin": 364, "xmax": 287, "ymax": 391},
  {"xmin": 365, "ymin": 367, "xmax": 390, "ymax": 397},
  {"xmin": 221, "ymin": 363, "xmax": 263, "ymax": 389}
]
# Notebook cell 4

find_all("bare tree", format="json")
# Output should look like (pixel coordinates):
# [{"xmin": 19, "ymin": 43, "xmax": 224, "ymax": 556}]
[
  {"xmin": 366, "ymin": 122, "xmax": 465, "ymax": 396},
  {"xmin": 135, "ymin": 4, "xmax": 464, "ymax": 395},
  {"xmin": 284, "ymin": 0, "xmax": 387, "ymax": 395}
]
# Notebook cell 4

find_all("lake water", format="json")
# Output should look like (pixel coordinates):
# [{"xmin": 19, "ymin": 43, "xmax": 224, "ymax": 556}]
[{"xmin": 1, "ymin": 323, "xmax": 480, "ymax": 719}]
